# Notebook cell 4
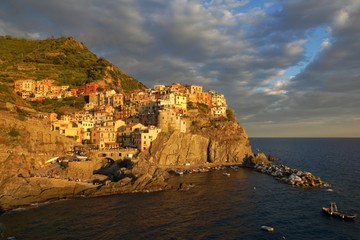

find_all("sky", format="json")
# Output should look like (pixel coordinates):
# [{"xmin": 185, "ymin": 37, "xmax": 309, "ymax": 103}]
[{"xmin": 1, "ymin": 0, "xmax": 360, "ymax": 137}]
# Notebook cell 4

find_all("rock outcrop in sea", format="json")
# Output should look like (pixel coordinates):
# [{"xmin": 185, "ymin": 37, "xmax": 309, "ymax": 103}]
[{"xmin": 254, "ymin": 163, "xmax": 330, "ymax": 187}]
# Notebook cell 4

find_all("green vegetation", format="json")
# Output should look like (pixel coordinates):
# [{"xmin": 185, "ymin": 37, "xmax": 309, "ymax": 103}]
[
  {"xmin": 29, "ymin": 96, "xmax": 87, "ymax": 113},
  {"xmin": 0, "ymin": 36, "xmax": 146, "ymax": 92},
  {"xmin": 187, "ymin": 102, "xmax": 210, "ymax": 113},
  {"xmin": 15, "ymin": 107, "xmax": 29, "ymax": 121},
  {"xmin": 17, "ymin": 113, "xmax": 26, "ymax": 121},
  {"xmin": 8, "ymin": 128, "xmax": 20, "ymax": 137},
  {"xmin": 0, "ymin": 84, "xmax": 17, "ymax": 104}
]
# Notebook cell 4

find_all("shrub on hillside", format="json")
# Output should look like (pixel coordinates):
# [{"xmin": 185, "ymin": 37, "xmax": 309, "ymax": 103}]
[{"xmin": 8, "ymin": 128, "xmax": 20, "ymax": 137}]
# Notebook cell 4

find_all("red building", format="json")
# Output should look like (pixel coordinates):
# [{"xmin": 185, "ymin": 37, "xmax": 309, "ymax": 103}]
[{"xmin": 77, "ymin": 83, "xmax": 103, "ymax": 95}]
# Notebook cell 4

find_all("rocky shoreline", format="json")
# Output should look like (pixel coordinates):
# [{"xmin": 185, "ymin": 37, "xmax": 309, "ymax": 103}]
[
  {"xmin": 254, "ymin": 163, "xmax": 331, "ymax": 187},
  {"xmin": 0, "ymin": 161, "xmax": 331, "ymax": 213},
  {"xmin": 0, "ymin": 112, "xmax": 330, "ymax": 213}
]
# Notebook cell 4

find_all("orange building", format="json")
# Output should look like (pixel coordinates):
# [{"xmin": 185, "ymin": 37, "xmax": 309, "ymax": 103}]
[{"xmin": 14, "ymin": 79, "xmax": 35, "ymax": 93}]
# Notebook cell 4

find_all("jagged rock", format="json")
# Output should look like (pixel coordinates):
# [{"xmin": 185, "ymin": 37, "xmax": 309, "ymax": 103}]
[
  {"xmin": 288, "ymin": 174, "xmax": 303, "ymax": 185},
  {"xmin": 253, "ymin": 162, "xmax": 330, "ymax": 188},
  {"xmin": 132, "ymin": 174, "xmax": 152, "ymax": 190},
  {"xmin": 117, "ymin": 177, "xmax": 132, "ymax": 187},
  {"xmin": 244, "ymin": 152, "xmax": 270, "ymax": 167},
  {"xmin": 177, "ymin": 182, "xmax": 193, "ymax": 191}
]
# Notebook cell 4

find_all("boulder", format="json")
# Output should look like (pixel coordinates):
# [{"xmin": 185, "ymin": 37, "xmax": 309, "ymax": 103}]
[
  {"xmin": 177, "ymin": 182, "xmax": 194, "ymax": 191},
  {"xmin": 253, "ymin": 153, "xmax": 270, "ymax": 165}
]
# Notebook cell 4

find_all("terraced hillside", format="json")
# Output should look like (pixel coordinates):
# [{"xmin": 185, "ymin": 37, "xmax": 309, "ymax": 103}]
[{"xmin": 0, "ymin": 35, "xmax": 146, "ymax": 110}]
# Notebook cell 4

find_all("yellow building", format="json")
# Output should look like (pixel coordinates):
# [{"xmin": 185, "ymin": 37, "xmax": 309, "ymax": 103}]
[
  {"xmin": 74, "ymin": 111, "xmax": 94, "ymax": 122},
  {"xmin": 91, "ymin": 121, "xmax": 119, "ymax": 150},
  {"xmin": 158, "ymin": 109, "xmax": 187, "ymax": 133},
  {"xmin": 78, "ymin": 121, "xmax": 94, "ymax": 142},
  {"xmin": 132, "ymin": 126, "xmax": 161, "ymax": 151},
  {"xmin": 187, "ymin": 85, "xmax": 203, "ymax": 103},
  {"xmin": 174, "ymin": 93, "xmax": 187, "ymax": 111},
  {"xmin": 94, "ymin": 110, "xmax": 114, "ymax": 125},
  {"xmin": 50, "ymin": 85, "xmax": 63, "ymax": 94},
  {"xmin": 51, "ymin": 120, "xmax": 82, "ymax": 142},
  {"xmin": 35, "ymin": 79, "xmax": 53, "ymax": 96},
  {"xmin": 209, "ymin": 90, "xmax": 227, "ymax": 107},
  {"xmin": 14, "ymin": 79, "xmax": 35, "ymax": 93},
  {"xmin": 189, "ymin": 85, "xmax": 203, "ymax": 94},
  {"xmin": 113, "ymin": 93, "xmax": 124, "ymax": 107}
]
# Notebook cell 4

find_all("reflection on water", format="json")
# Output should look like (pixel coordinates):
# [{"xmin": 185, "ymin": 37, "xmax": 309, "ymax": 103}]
[
  {"xmin": 1, "ymin": 169, "xmax": 265, "ymax": 239},
  {"xmin": 1, "ymin": 138, "xmax": 360, "ymax": 239}
]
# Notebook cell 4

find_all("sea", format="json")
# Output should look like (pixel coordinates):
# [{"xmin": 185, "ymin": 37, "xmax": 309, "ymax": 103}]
[{"xmin": 0, "ymin": 138, "xmax": 359, "ymax": 240}]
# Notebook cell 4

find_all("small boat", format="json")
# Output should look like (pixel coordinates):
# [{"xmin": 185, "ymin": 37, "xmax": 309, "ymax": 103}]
[
  {"xmin": 261, "ymin": 225, "xmax": 274, "ymax": 232},
  {"xmin": 230, "ymin": 165, "xmax": 239, "ymax": 171},
  {"xmin": 174, "ymin": 169, "xmax": 184, "ymax": 175},
  {"xmin": 223, "ymin": 172, "xmax": 230, "ymax": 177},
  {"xmin": 322, "ymin": 202, "xmax": 357, "ymax": 220}
]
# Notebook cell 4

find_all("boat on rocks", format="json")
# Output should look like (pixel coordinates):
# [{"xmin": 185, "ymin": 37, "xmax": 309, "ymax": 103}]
[{"xmin": 322, "ymin": 202, "xmax": 357, "ymax": 220}]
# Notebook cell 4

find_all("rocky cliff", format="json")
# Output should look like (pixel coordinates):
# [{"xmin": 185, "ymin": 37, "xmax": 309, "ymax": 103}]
[
  {"xmin": 144, "ymin": 120, "xmax": 253, "ymax": 167},
  {"xmin": 0, "ymin": 110, "xmax": 171, "ymax": 210},
  {"xmin": 0, "ymin": 105, "xmax": 255, "ymax": 211},
  {"xmin": 0, "ymin": 110, "xmax": 83, "ymax": 210},
  {"xmin": 139, "ymin": 103, "xmax": 254, "ymax": 168}
]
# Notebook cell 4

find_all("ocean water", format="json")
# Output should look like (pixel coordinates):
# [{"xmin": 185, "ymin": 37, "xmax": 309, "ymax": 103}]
[{"xmin": 1, "ymin": 138, "xmax": 359, "ymax": 240}]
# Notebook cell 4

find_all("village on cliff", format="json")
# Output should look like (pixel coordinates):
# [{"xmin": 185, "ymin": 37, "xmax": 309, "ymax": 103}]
[{"xmin": 14, "ymin": 79, "xmax": 229, "ymax": 159}]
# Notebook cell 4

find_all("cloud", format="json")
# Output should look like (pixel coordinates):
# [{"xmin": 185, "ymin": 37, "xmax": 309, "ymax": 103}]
[
  {"xmin": 320, "ymin": 38, "xmax": 331, "ymax": 49},
  {"xmin": 0, "ymin": 0, "xmax": 359, "ymax": 136},
  {"xmin": 285, "ymin": 39, "xmax": 307, "ymax": 56}
]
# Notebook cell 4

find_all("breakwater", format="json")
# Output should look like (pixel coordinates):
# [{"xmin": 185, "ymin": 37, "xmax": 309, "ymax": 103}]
[{"xmin": 254, "ymin": 163, "xmax": 331, "ymax": 187}]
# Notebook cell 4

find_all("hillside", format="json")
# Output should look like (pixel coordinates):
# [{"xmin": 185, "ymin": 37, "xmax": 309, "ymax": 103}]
[{"xmin": 0, "ymin": 36, "xmax": 146, "ymax": 97}]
